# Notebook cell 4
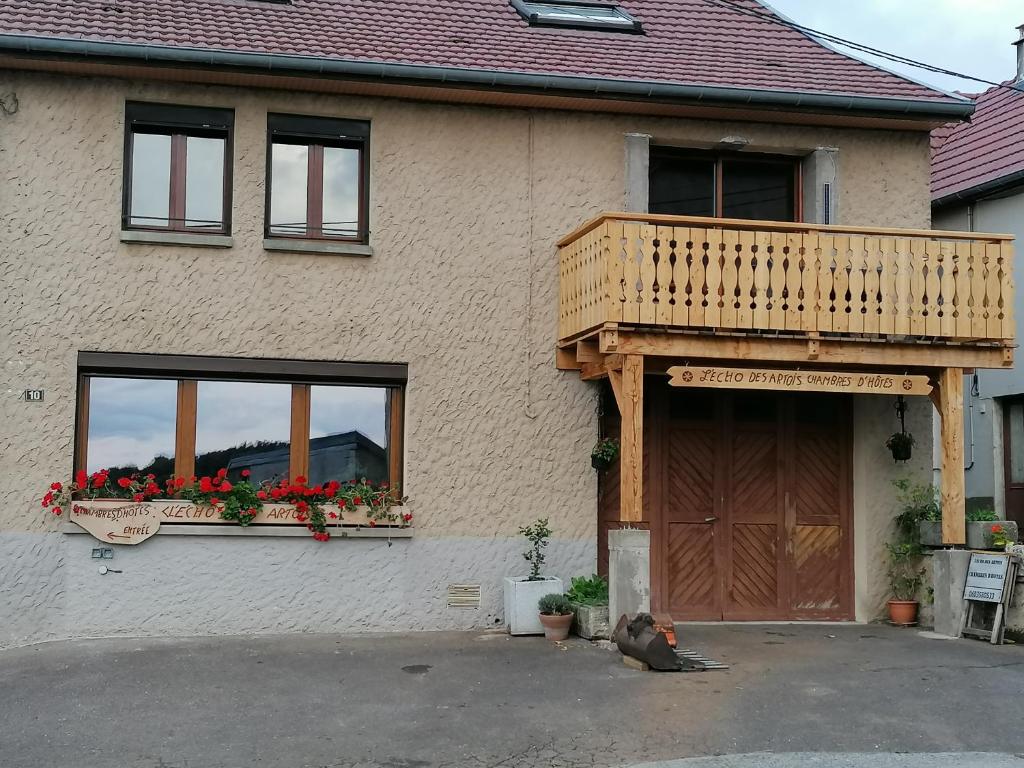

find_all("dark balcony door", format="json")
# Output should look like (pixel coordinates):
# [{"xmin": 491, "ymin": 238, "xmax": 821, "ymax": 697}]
[{"xmin": 648, "ymin": 147, "xmax": 801, "ymax": 222}]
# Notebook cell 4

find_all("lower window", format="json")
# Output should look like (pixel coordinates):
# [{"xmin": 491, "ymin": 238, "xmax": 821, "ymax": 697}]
[{"xmin": 75, "ymin": 353, "xmax": 406, "ymax": 524}]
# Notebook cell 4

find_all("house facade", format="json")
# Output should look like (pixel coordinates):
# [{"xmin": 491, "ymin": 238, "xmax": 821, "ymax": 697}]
[
  {"xmin": 0, "ymin": 0, "xmax": 1012, "ymax": 647},
  {"xmin": 932, "ymin": 30, "xmax": 1024, "ymax": 525}
]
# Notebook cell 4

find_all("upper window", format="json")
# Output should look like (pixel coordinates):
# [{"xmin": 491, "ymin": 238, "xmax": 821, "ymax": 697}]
[
  {"xmin": 510, "ymin": 0, "xmax": 642, "ymax": 32},
  {"xmin": 649, "ymin": 148, "xmax": 800, "ymax": 222},
  {"xmin": 123, "ymin": 103, "xmax": 233, "ymax": 234},
  {"xmin": 266, "ymin": 114, "xmax": 370, "ymax": 243}
]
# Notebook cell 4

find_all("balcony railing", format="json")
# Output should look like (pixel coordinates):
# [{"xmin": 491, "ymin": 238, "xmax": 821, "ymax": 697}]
[{"xmin": 558, "ymin": 213, "xmax": 1015, "ymax": 345}]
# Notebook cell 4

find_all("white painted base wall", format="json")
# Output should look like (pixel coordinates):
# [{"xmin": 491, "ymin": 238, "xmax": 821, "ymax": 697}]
[{"xmin": 0, "ymin": 533, "xmax": 595, "ymax": 649}]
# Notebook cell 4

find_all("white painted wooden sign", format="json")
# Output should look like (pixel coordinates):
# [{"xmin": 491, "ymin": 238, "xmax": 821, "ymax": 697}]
[
  {"xmin": 667, "ymin": 366, "xmax": 932, "ymax": 396},
  {"xmin": 963, "ymin": 552, "xmax": 1011, "ymax": 603}
]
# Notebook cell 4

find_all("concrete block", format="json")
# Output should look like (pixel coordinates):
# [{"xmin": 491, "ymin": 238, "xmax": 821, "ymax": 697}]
[
  {"xmin": 608, "ymin": 529, "xmax": 650, "ymax": 626},
  {"xmin": 931, "ymin": 549, "xmax": 973, "ymax": 636}
]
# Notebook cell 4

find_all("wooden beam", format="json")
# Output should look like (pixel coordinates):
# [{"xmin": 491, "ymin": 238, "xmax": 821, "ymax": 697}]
[
  {"xmin": 175, "ymin": 380, "xmax": 198, "ymax": 482},
  {"xmin": 608, "ymin": 369, "xmax": 623, "ymax": 411},
  {"xmin": 74, "ymin": 375, "xmax": 90, "ymax": 475},
  {"xmin": 619, "ymin": 355, "xmax": 643, "ymax": 523},
  {"xmin": 290, "ymin": 384, "xmax": 311, "ymax": 482},
  {"xmin": 601, "ymin": 330, "xmax": 1013, "ymax": 370},
  {"xmin": 936, "ymin": 368, "xmax": 966, "ymax": 546},
  {"xmin": 576, "ymin": 340, "xmax": 602, "ymax": 363},
  {"xmin": 556, "ymin": 347, "xmax": 582, "ymax": 371}
]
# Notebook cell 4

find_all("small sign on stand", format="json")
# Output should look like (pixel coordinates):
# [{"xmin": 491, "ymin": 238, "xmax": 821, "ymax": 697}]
[{"xmin": 958, "ymin": 552, "xmax": 1019, "ymax": 645}]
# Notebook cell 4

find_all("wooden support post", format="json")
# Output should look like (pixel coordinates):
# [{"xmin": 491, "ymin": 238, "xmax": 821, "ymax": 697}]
[
  {"xmin": 619, "ymin": 355, "xmax": 644, "ymax": 523},
  {"xmin": 936, "ymin": 368, "xmax": 966, "ymax": 546}
]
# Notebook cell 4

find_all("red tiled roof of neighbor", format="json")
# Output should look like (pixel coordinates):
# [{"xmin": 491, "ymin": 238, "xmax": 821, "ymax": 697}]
[
  {"xmin": 0, "ymin": 0, "xmax": 962, "ymax": 105},
  {"xmin": 932, "ymin": 83, "xmax": 1024, "ymax": 202}
]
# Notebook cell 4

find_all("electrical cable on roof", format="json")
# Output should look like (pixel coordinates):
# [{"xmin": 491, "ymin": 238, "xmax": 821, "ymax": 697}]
[{"xmin": 701, "ymin": 0, "xmax": 1018, "ymax": 93}]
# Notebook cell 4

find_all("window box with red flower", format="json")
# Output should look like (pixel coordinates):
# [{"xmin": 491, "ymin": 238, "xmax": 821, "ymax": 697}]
[{"xmin": 43, "ymin": 469, "xmax": 411, "ymax": 542}]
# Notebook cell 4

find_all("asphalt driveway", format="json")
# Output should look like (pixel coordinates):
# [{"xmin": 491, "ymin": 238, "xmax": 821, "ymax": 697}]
[{"xmin": 1, "ymin": 624, "xmax": 1022, "ymax": 768}]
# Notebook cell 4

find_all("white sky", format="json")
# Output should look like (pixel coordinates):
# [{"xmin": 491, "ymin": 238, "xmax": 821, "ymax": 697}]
[{"xmin": 765, "ymin": 0, "xmax": 1021, "ymax": 94}]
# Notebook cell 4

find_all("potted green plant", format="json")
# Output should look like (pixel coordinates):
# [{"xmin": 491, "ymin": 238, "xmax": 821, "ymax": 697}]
[
  {"xmin": 565, "ymin": 574, "xmax": 610, "ymax": 640},
  {"xmin": 886, "ymin": 541, "xmax": 924, "ymax": 625},
  {"xmin": 885, "ymin": 431, "xmax": 915, "ymax": 462},
  {"xmin": 503, "ymin": 518, "xmax": 563, "ymax": 635},
  {"xmin": 590, "ymin": 438, "xmax": 619, "ymax": 471},
  {"xmin": 538, "ymin": 593, "xmax": 574, "ymax": 641}
]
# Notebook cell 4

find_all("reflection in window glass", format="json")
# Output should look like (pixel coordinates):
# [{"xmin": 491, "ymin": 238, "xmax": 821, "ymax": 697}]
[
  {"xmin": 196, "ymin": 381, "xmax": 291, "ymax": 485},
  {"xmin": 87, "ymin": 377, "xmax": 177, "ymax": 487},
  {"xmin": 308, "ymin": 385, "xmax": 389, "ymax": 486},
  {"xmin": 648, "ymin": 150, "xmax": 715, "ymax": 217},
  {"xmin": 721, "ymin": 159, "xmax": 796, "ymax": 221},
  {"xmin": 1011, "ymin": 403, "xmax": 1024, "ymax": 485},
  {"xmin": 270, "ymin": 143, "xmax": 309, "ymax": 236},
  {"xmin": 130, "ymin": 133, "xmax": 172, "ymax": 227},
  {"xmin": 185, "ymin": 136, "xmax": 226, "ymax": 229},
  {"xmin": 322, "ymin": 147, "xmax": 360, "ymax": 238}
]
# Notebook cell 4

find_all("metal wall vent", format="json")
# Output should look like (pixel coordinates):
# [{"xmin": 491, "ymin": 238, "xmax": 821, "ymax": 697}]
[{"xmin": 446, "ymin": 584, "xmax": 481, "ymax": 608}]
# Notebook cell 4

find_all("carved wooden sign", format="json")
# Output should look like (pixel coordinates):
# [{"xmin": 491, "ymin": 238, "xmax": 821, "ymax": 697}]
[
  {"xmin": 667, "ymin": 366, "xmax": 932, "ymax": 396},
  {"xmin": 71, "ymin": 500, "xmax": 162, "ymax": 545}
]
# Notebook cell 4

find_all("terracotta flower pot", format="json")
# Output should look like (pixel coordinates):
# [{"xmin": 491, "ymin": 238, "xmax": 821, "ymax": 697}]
[
  {"xmin": 538, "ymin": 612, "xmax": 573, "ymax": 641},
  {"xmin": 887, "ymin": 599, "xmax": 919, "ymax": 626}
]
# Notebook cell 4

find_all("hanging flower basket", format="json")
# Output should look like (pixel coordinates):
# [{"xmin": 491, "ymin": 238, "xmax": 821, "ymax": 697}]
[
  {"xmin": 885, "ymin": 432, "xmax": 914, "ymax": 463},
  {"xmin": 590, "ymin": 437, "xmax": 619, "ymax": 471}
]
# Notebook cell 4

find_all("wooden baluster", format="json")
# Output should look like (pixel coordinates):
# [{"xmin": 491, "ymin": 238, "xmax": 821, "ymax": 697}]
[
  {"xmin": 767, "ymin": 231, "xmax": 786, "ymax": 330},
  {"xmin": 894, "ymin": 237, "xmax": 911, "ymax": 337},
  {"xmin": 968, "ymin": 240, "xmax": 986, "ymax": 338},
  {"xmin": 986, "ymin": 242, "xmax": 1003, "ymax": 339},
  {"xmin": 814, "ymin": 233, "xmax": 834, "ymax": 332},
  {"xmin": 951, "ymin": 240, "xmax": 971, "ymax": 339},
  {"xmin": 605, "ymin": 220, "xmax": 625, "ymax": 325},
  {"xmin": 688, "ymin": 227, "xmax": 707, "ymax": 329},
  {"xmin": 752, "ymin": 229, "xmax": 771, "ymax": 330},
  {"xmin": 736, "ymin": 229, "xmax": 756, "ymax": 329},
  {"xmin": 924, "ymin": 238, "xmax": 942, "ymax": 337},
  {"xmin": 847, "ymin": 235, "xmax": 866, "ymax": 335},
  {"xmin": 1001, "ymin": 240, "xmax": 1015, "ymax": 341},
  {"xmin": 862, "ymin": 237, "xmax": 881, "ymax": 336},
  {"xmin": 719, "ymin": 229, "xmax": 739, "ymax": 329},
  {"xmin": 638, "ymin": 224, "xmax": 658, "ymax": 326},
  {"xmin": 798, "ymin": 231, "xmax": 819, "ymax": 333},
  {"xmin": 655, "ymin": 225, "xmax": 677, "ymax": 327},
  {"xmin": 909, "ymin": 238, "xmax": 926, "ymax": 338},
  {"xmin": 878, "ymin": 237, "xmax": 896, "ymax": 336},
  {"xmin": 938, "ymin": 240, "xmax": 956, "ymax": 338},
  {"xmin": 704, "ymin": 229, "xmax": 724, "ymax": 328},
  {"xmin": 831, "ymin": 235, "xmax": 851, "ymax": 335}
]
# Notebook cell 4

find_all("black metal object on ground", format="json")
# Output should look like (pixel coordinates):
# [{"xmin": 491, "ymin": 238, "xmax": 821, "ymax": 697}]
[{"xmin": 612, "ymin": 614, "xmax": 682, "ymax": 671}]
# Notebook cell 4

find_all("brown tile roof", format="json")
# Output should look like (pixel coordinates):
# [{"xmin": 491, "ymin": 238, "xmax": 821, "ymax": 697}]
[
  {"xmin": 932, "ymin": 83, "xmax": 1024, "ymax": 202},
  {"xmin": 0, "ymin": 0, "xmax": 966, "ymax": 108}
]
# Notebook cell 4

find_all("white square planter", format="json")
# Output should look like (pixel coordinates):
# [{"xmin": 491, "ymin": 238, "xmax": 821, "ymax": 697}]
[{"xmin": 503, "ymin": 577, "xmax": 564, "ymax": 635}]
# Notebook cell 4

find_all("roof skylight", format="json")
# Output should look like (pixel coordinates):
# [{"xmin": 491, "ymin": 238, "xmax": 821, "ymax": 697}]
[{"xmin": 510, "ymin": 0, "xmax": 642, "ymax": 33}]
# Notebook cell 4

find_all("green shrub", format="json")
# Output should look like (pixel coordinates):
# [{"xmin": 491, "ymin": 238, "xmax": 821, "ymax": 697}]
[
  {"xmin": 538, "ymin": 593, "xmax": 573, "ymax": 615},
  {"xmin": 565, "ymin": 574, "xmax": 608, "ymax": 606},
  {"xmin": 967, "ymin": 507, "xmax": 998, "ymax": 522}
]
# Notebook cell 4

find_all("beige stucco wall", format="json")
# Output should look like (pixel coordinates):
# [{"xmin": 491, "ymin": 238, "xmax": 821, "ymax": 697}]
[{"xmin": 0, "ymin": 70, "xmax": 933, "ymax": 641}]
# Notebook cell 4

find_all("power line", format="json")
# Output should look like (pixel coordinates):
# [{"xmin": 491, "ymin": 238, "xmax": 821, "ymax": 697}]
[{"xmin": 701, "ymin": 0, "xmax": 1015, "ymax": 92}]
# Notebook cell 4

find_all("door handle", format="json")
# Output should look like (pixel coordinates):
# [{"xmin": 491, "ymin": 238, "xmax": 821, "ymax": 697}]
[{"xmin": 705, "ymin": 516, "xmax": 719, "ymax": 523}]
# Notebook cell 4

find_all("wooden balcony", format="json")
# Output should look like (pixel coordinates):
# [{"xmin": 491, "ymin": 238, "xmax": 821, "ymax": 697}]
[{"xmin": 558, "ymin": 213, "xmax": 1015, "ymax": 365}]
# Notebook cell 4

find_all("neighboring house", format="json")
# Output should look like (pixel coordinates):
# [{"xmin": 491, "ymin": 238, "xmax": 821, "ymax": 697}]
[
  {"xmin": 931, "ymin": 27, "xmax": 1024, "ymax": 526},
  {"xmin": 0, "ymin": 0, "xmax": 1013, "ymax": 647}
]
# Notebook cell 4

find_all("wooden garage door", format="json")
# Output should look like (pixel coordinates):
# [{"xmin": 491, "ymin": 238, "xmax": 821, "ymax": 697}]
[{"xmin": 656, "ymin": 386, "xmax": 852, "ymax": 621}]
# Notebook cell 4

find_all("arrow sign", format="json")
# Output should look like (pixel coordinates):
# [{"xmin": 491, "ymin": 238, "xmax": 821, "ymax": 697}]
[{"xmin": 70, "ymin": 501, "xmax": 161, "ymax": 545}]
